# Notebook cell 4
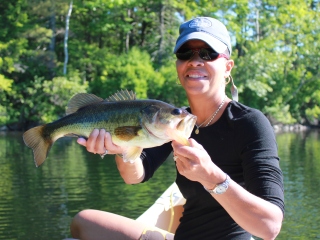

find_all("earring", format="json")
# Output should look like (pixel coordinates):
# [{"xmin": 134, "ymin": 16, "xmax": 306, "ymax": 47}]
[
  {"xmin": 229, "ymin": 75, "xmax": 238, "ymax": 102},
  {"xmin": 225, "ymin": 76, "xmax": 231, "ymax": 85}
]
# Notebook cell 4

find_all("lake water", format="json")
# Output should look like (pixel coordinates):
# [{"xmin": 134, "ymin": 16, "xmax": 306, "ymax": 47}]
[{"xmin": 0, "ymin": 131, "xmax": 319, "ymax": 239}]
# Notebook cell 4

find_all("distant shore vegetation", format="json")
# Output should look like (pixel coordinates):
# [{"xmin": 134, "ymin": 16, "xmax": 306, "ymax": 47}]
[{"xmin": 1, "ymin": 0, "xmax": 319, "ymax": 130}]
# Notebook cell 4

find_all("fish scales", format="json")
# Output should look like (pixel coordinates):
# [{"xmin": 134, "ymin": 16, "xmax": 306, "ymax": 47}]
[
  {"xmin": 46, "ymin": 101, "xmax": 146, "ymax": 139},
  {"xmin": 23, "ymin": 90, "xmax": 196, "ymax": 167}
]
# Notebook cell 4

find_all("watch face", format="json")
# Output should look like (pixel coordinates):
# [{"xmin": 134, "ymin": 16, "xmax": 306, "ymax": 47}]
[
  {"xmin": 204, "ymin": 174, "xmax": 230, "ymax": 194},
  {"xmin": 216, "ymin": 186, "xmax": 226, "ymax": 194}
]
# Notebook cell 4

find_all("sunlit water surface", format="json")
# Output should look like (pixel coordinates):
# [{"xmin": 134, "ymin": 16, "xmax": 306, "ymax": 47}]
[{"xmin": 0, "ymin": 131, "xmax": 319, "ymax": 239}]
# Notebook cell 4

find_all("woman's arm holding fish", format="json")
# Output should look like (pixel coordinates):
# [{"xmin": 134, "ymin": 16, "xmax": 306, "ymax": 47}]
[
  {"xmin": 115, "ymin": 154, "xmax": 145, "ymax": 184},
  {"xmin": 77, "ymin": 129, "xmax": 145, "ymax": 184}
]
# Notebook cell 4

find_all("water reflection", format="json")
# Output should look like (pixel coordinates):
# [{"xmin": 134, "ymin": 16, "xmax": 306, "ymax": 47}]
[
  {"xmin": 276, "ymin": 131, "xmax": 320, "ymax": 239},
  {"xmin": 0, "ymin": 131, "xmax": 319, "ymax": 239},
  {"xmin": 0, "ymin": 132, "xmax": 177, "ymax": 239}
]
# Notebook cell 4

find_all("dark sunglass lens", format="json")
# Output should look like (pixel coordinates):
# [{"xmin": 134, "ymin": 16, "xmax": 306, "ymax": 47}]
[
  {"xmin": 208, "ymin": 51, "xmax": 220, "ymax": 60},
  {"xmin": 176, "ymin": 49, "xmax": 193, "ymax": 60},
  {"xmin": 199, "ymin": 49, "xmax": 219, "ymax": 60}
]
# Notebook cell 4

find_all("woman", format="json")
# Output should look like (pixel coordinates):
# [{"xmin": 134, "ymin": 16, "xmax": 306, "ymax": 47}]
[{"xmin": 70, "ymin": 17, "xmax": 284, "ymax": 240}]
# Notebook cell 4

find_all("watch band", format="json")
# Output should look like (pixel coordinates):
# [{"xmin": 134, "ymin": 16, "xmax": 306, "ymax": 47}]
[{"xmin": 203, "ymin": 174, "xmax": 230, "ymax": 194}]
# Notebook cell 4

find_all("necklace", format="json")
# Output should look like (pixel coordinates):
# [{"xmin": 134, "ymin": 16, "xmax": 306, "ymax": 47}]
[{"xmin": 195, "ymin": 95, "xmax": 226, "ymax": 134}]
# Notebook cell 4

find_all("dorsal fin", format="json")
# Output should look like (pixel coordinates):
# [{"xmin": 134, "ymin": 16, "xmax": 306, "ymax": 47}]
[
  {"xmin": 105, "ymin": 89, "xmax": 136, "ymax": 101},
  {"xmin": 66, "ymin": 93, "xmax": 103, "ymax": 115}
]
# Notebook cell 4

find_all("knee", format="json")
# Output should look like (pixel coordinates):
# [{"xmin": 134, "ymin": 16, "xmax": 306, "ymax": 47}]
[{"xmin": 70, "ymin": 209, "xmax": 94, "ymax": 238}]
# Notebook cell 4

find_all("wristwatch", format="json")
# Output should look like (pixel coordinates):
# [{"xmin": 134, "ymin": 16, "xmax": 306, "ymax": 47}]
[{"xmin": 203, "ymin": 174, "xmax": 230, "ymax": 194}]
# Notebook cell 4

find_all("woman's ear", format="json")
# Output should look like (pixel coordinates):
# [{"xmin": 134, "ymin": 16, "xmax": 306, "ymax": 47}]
[{"xmin": 225, "ymin": 59, "xmax": 234, "ymax": 78}]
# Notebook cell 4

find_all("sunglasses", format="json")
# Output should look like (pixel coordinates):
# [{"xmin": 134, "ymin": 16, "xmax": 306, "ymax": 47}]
[{"xmin": 176, "ymin": 48, "xmax": 229, "ymax": 61}]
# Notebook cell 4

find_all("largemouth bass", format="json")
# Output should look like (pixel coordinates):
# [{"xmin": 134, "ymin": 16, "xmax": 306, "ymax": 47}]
[{"xmin": 23, "ymin": 90, "xmax": 196, "ymax": 167}]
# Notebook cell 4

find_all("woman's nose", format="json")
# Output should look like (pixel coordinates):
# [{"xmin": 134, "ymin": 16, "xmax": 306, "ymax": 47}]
[{"xmin": 188, "ymin": 53, "xmax": 204, "ymax": 66}]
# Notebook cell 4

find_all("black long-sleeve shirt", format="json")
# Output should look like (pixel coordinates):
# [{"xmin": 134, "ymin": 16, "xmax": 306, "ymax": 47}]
[{"xmin": 141, "ymin": 101, "xmax": 285, "ymax": 240}]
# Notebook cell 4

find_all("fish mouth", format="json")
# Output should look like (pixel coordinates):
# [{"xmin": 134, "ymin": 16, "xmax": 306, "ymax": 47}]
[
  {"xmin": 180, "ymin": 115, "xmax": 197, "ymax": 136},
  {"xmin": 142, "ymin": 114, "xmax": 197, "ymax": 141}
]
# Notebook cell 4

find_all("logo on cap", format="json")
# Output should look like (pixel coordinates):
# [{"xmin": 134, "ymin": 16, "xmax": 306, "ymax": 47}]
[{"xmin": 189, "ymin": 18, "xmax": 212, "ymax": 28}]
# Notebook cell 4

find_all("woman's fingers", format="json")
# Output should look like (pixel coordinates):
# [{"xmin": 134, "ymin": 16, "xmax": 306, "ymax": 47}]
[
  {"xmin": 77, "ymin": 129, "xmax": 126, "ymax": 156},
  {"xmin": 187, "ymin": 138, "xmax": 205, "ymax": 150},
  {"xmin": 104, "ymin": 132, "xmax": 114, "ymax": 149},
  {"xmin": 77, "ymin": 137, "xmax": 87, "ymax": 146},
  {"xmin": 86, "ymin": 129, "xmax": 100, "ymax": 154},
  {"xmin": 172, "ymin": 138, "xmax": 214, "ymax": 182},
  {"xmin": 174, "ymin": 154, "xmax": 197, "ymax": 179},
  {"xmin": 172, "ymin": 138, "xmax": 204, "ymax": 161},
  {"xmin": 96, "ymin": 129, "xmax": 107, "ymax": 154},
  {"xmin": 79, "ymin": 129, "xmax": 105, "ymax": 154}
]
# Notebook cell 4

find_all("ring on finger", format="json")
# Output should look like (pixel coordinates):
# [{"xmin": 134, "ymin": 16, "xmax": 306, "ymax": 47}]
[{"xmin": 100, "ymin": 149, "xmax": 108, "ymax": 159}]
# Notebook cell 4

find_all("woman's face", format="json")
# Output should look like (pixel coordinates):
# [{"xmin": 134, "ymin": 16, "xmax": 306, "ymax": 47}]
[{"xmin": 176, "ymin": 40, "xmax": 233, "ymax": 96}]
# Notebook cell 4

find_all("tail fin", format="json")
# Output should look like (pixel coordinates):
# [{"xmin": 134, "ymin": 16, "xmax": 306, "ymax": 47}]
[{"xmin": 23, "ymin": 125, "xmax": 53, "ymax": 167}]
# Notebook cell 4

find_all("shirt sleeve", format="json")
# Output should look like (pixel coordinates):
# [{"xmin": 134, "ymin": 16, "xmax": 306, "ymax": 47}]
[
  {"xmin": 232, "ymin": 107, "xmax": 285, "ymax": 215},
  {"xmin": 141, "ymin": 142, "xmax": 173, "ymax": 182}
]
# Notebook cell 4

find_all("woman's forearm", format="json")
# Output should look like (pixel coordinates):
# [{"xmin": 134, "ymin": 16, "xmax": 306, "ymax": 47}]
[
  {"xmin": 214, "ymin": 180, "xmax": 283, "ymax": 240},
  {"xmin": 115, "ymin": 155, "xmax": 145, "ymax": 184}
]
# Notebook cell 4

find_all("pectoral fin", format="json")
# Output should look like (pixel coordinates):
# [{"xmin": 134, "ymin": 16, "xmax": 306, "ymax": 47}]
[
  {"xmin": 122, "ymin": 146, "xmax": 143, "ymax": 163},
  {"xmin": 114, "ymin": 126, "xmax": 142, "ymax": 141}
]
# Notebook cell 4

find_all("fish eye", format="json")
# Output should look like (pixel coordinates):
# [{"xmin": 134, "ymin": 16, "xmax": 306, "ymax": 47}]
[{"xmin": 171, "ymin": 108, "xmax": 182, "ymax": 115}]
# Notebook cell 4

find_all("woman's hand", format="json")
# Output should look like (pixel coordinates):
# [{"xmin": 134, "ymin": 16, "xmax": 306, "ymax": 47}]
[
  {"xmin": 77, "ymin": 129, "xmax": 144, "ymax": 184},
  {"xmin": 77, "ymin": 129, "xmax": 125, "ymax": 156},
  {"xmin": 172, "ymin": 138, "xmax": 226, "ymax": 189}
]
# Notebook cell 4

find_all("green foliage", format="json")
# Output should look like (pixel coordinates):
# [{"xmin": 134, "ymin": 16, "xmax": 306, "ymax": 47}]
[
  {"xmin": 0, "ymin": 74, "xmax": 13, "ymax": 92},
  {"xmin": 5, "ymin": 73, "xmax": 87, "ymax": 126},
  {"xmin": 0, "ymin": 75, "xmax": 13, "ymax": 125},
  {"xmin": 229, "ymin": 0, "xmax": 320, "ymax": 125},
  {"xmin": 87, "ymin": 47, "xmax": 186, "ymax": 107},
  {"xmin": 0, "ymin": 0, "xmax": 319, "ymax": 128},
  {"xmin": 157, "ymin": 62, "xmax": 189, "ymax": 107},
  {"xmin": 41, "ymin": 74, "xmax": 88, "ymax": 122},
  {"xmin": 117, "ymin": 48, "xmax": 157, "ymax": 99}
]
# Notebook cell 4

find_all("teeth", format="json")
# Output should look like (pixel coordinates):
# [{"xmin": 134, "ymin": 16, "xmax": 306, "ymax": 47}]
[{"xmin": 188, "ymin": 74, "xmax": 204, "ymax": 78}]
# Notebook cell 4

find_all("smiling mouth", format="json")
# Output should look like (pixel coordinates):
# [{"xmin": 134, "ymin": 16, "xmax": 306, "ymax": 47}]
[{"xmin": 187, "ymin": 74, "xmax": 207, "ymax": 78}]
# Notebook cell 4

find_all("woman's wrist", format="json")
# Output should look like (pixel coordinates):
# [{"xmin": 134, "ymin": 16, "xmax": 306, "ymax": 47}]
[{"xmin": 202, "ymin": 169, "xmax": 227, "ymax": 190}]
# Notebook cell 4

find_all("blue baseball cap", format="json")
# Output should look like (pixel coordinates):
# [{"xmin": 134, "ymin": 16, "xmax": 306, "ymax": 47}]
[{"xmin": 174, "ymin": 17, "xmax": 232, "ymax": 56}]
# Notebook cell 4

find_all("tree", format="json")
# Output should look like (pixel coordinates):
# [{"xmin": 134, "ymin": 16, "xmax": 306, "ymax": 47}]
[{"xmin": 1, "ymin": 0, "xmax": 319, "ymax": 128}]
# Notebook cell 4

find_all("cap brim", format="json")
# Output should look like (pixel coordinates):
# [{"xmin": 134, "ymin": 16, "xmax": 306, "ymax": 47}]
[{"xmin": 174, "ymin": 32, "xmax": 228, "ymax": 54}]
